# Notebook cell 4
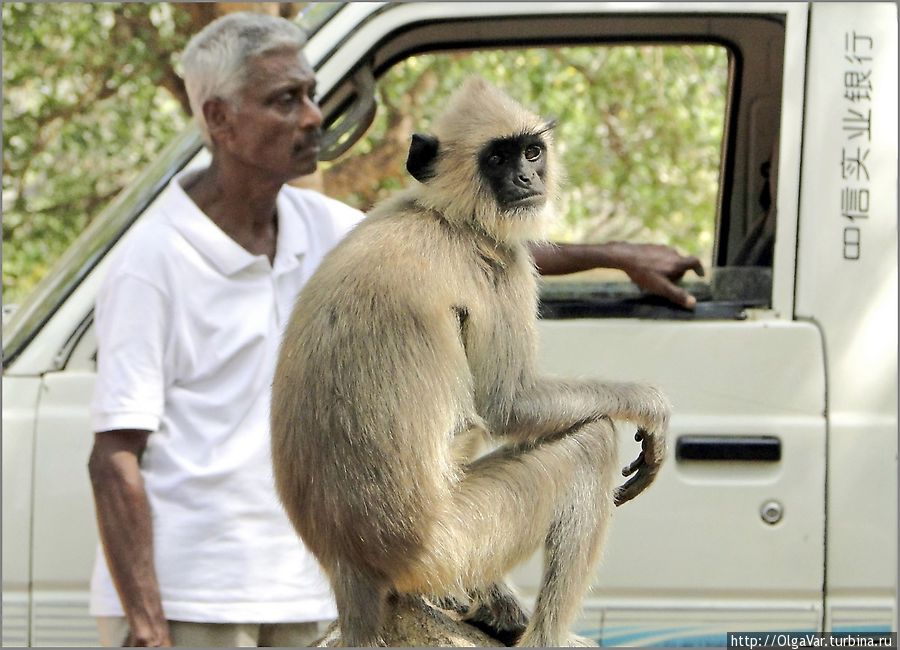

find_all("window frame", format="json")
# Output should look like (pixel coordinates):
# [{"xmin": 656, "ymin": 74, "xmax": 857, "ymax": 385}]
[
  {"xmin": 2, "ymin": 8, "xmax": 790, "ymax": 369},
  {"xmin": 318, "ymin": 12, "xmax": 787, "ymax": 321}
]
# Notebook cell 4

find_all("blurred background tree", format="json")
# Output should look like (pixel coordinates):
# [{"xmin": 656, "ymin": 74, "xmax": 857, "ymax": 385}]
[
  {"xmin": 3, "ymin": 2, "xmax": 725, "ymax": 305},
  {"xmin": 2, "ymin": 2, "xmax": 297, "ymax": 303},
  {"xmin": 334, "ymin": 46, "xmax": 726, "ymax": 254}
]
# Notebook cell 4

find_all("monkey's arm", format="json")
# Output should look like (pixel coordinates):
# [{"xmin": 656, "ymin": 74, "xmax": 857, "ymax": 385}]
[
  {"xmin": 88, "ymin": 430, "xmax": 172, "ymax": 647},
  {"xmin": 501, "ymin": 378, "xmax": 669, "ymax": 505},
  {"xmin": 530, "ymin": 241, "xmax": 704, "ymax": 310}
]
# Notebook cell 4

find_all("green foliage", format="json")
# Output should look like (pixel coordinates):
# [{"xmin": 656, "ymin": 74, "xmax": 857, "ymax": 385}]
[
  {"xmin": 3, "ymin": 5, "xmax": 726, "ymax": 304},
  {"xmin": 2, "ymin": 3, "xmax": 191, "ymax": 303},
  {"xmin": 344, "ymin": 45, "xmax": 727, "ymax": 265}
]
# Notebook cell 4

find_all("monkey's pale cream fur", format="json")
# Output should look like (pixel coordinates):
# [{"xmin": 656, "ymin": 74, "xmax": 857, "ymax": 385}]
[
  {"xmin": 419, "ymin": 77, "xmax": 559, "ymax": 244},
  {"xmin": 271, "ymin": 78, "xmax": 669, "ymax": 647}
]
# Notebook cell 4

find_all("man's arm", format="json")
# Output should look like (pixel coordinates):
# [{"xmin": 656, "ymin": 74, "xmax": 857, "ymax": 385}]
[
  {"xmin": 530, "ymin": 241, "xmax": 705, "ymax": 309},
  {"xmin": 88, "ymin": 430, "xmax": 172, "ymax": 647}
]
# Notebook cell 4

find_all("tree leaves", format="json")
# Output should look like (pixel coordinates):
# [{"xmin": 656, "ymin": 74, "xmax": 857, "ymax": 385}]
[
  {"xmin": 2, "ymin": 2, "xmax": 193, "ymax": 303},
  {"xmin": 2, "ymin": 6, "xmax": 726, "ymax": 304},
  {"xmin": 330, "ymin": 46, "xmax": 727, "ymax": 266}
]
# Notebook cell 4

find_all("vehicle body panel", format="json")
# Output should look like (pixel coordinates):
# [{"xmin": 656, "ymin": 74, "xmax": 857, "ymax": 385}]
[
  {"xmin": 794, "ymin": 2, "xmax": 898, "ymax": 632},
  {"xmin": 511, "ymin": 320, "xmax": 827, "ymax": 644},
  {"xmin": 2, "ymin": 2, "xmax": 896, "ymax": 646}
]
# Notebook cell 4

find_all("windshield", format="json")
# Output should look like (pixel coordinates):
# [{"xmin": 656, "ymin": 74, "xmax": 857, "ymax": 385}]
[{"xmin": 297, "ymin": 2, "xmax": 344, "ymax": 35}]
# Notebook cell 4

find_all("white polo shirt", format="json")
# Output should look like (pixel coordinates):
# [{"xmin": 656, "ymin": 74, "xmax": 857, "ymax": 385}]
[{"xmin": 89, "ymin": 171, "xmax": 363, "ymax": 623}]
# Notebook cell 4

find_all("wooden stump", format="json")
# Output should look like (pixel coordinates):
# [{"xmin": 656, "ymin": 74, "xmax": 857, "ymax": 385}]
[{"xmin": 315, "ymin": 596, "xmax": 501, "ymax": 647}]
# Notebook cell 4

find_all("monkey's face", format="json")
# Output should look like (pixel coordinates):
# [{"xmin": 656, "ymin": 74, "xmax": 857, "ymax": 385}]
[
  {"xmin": 405, "ymin": 78, "xmax": 559, "ymax": 243},
  {"xmin": 478, "ymin": 133, "xmax": 548, "ymax": 213}
]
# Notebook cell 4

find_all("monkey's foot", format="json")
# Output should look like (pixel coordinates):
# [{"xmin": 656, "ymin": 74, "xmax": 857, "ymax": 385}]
[
  {"xmin": 464, "ymin": 603, "xmax": 528, "ymax": 647},
  {"xmin": 462, "ymin": 583, "xmax": 529, "ymax": 647},
  {"xmin": 317, "ymin": 594, "xmax": 500, "ymax": 647}
]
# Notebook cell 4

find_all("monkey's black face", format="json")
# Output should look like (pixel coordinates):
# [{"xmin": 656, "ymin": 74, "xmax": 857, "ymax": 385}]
[{"xmin": 478, "ymin": 134, "xmax": 547, "ymax": 211}]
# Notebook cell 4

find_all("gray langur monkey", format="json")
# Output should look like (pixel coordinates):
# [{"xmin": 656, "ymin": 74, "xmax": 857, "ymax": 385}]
[{"xmin": 271, "ymin": 77, "xmax": 669, "ymax": 647}]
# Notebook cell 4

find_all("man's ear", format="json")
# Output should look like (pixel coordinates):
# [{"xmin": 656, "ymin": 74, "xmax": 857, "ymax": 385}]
[
  {"xmin": 202, "ymin": 97, "xmax": 234, "ymax": 147},
  {"xmin": 406, "ymin": 133, "xmax": 440, "ymax": 183}
]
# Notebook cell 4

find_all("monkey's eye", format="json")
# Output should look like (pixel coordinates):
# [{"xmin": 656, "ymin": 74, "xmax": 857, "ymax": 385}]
[
  {"xmin": 487, "ymin": 153, "xmax": 505, "ymax": 167},
  {"xmin": 524, "ymin": 145, "xmax": 543, "ymax": 162}
]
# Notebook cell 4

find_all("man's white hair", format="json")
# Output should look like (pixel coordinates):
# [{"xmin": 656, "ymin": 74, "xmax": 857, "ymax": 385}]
[{"xmin": 181, "ymin": 12, "xmax": 308, "ymax": 146}]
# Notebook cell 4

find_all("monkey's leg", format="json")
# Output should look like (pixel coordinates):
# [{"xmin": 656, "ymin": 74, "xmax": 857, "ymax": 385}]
[
  {"xmin": 515, "ymin": 420, "xmax": 616, "ymax": 647},
  {"xmin": 332, "ymin": 564, "xmax": 390, "ymax": 646},
  {"xmin": 410, "ymin": 417, "xmax": 618, "ymax": 647},
  {"xmin": 505, "ymin": 378, "xmax": 669, "ymax": 506}
]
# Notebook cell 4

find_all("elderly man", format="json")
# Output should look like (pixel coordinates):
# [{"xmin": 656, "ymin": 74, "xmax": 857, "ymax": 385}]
[{"xmin": 87, "ymin": 11, "xmax": 701, "ymax": 648}]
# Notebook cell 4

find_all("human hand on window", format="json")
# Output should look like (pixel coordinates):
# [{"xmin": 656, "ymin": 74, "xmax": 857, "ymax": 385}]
[
  {"xmin": 615, "ymin": 242, "xmax": 704, "ymax": 309},
  {"xmin": 530, "ymin": 240, "xmax": 704, "ymax": 309}
]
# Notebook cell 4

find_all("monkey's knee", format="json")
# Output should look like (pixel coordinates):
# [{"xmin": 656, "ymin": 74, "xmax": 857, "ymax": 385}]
[{"xmin": 565, "ymin": 419, "xmax": 620, "ymax": 495}]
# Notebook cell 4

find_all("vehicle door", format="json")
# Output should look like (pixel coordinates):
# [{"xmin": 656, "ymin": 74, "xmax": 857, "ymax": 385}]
[
  {"xmin": 309, "ymin": 4, "xmax": 824, "ymax": 646},
  {"xmin": 3, "ymin": 4, "xmax": 825, "ymax": 647}
]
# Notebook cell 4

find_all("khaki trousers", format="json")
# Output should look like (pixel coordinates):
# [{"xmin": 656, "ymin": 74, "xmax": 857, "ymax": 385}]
[{"xmin": 96, "ymin": 616, "xmax": 328, "ymax": 647}]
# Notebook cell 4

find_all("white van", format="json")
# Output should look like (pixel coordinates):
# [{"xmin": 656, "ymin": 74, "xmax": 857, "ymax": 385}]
[{"xmin": 3, "ymin": 3, "xmax": 896, "ymax": 646}]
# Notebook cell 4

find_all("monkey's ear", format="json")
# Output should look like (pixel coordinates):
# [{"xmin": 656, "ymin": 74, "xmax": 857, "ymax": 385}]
[
  {"xmin": 543, "ymin": 117, "xmax": 559, "ymax": 132},
  {"xmin": 407, "ymin": 133, "xmax": 440, "ymax": 183}
]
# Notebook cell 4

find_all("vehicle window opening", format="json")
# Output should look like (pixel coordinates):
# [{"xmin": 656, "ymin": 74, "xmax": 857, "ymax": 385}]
[{"xmin": 319, "ymin": 42, "xmax": 782, "ymax": 320}]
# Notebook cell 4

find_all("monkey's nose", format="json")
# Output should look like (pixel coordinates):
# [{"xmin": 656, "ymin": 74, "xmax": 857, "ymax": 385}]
[{"xmin": 515, "ymin": 173, "xmax": 532, "ymax": 187}]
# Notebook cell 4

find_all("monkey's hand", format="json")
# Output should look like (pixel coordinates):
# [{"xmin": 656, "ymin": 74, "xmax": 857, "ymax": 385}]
[{"xmin": 614, "ymin": 428, "xmax": 665, "ymax": 506}]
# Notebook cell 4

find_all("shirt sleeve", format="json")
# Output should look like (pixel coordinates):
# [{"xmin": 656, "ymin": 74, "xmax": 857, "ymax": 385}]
[
  {"xmin": 321, "ymin": 195, "xmax": 366, "ymax": 241},
  {"xmin": 90, "ymin": 272, "xmax": 171, "ymax": 433}
]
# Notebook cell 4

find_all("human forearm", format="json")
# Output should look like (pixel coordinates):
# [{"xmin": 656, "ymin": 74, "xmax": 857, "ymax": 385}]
[
  {"xmin": 530, "ymin": 240, "xmax": 703, "ymax": 309},
  {"xmin": 88, "ymin": 431, "xmax": 171, "ymax": 647},
  {"xmin": 529, "ymin": 241, "xmax": 627, "ymax": 275}
]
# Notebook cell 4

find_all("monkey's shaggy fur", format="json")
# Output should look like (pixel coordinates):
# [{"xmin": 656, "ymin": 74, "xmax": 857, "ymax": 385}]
[{"xmin": 272, "ymin": 77, "xmax": 668, "ymax": 647}]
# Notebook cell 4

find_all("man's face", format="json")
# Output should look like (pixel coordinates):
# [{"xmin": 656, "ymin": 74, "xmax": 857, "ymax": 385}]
[{"xmin": 217, "ymin": 48, "xmax": 323, "ymax": 182}]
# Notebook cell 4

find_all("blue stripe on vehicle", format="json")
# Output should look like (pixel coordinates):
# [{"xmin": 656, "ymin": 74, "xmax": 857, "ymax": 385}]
[
  {"xmin": 831, "ymin": 626, "xmax": 893, "ymax": 634},
  {"xmin": 599, "ymin": 626, "xmax": 706, "ymax": 646}
]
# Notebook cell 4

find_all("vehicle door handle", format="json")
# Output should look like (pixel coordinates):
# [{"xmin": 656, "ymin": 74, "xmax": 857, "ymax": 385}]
[{"xmin": 675, "ymin": 435, "xmax": 781, "ymax": 462}]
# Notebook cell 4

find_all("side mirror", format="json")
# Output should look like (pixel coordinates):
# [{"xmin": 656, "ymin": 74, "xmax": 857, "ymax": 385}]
[{"xmin": 318, "ymin": 64, "xmax": 377, "ymax": 162}]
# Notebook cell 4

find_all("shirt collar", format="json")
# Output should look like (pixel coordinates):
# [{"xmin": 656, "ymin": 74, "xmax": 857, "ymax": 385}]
[
  {"xmin": 273, "ymin": 190, "xmax": 309, "ymax": 276},
  {"xmin": 165, "ymin": 171, "xmax": 308, "ymax": 277}
]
